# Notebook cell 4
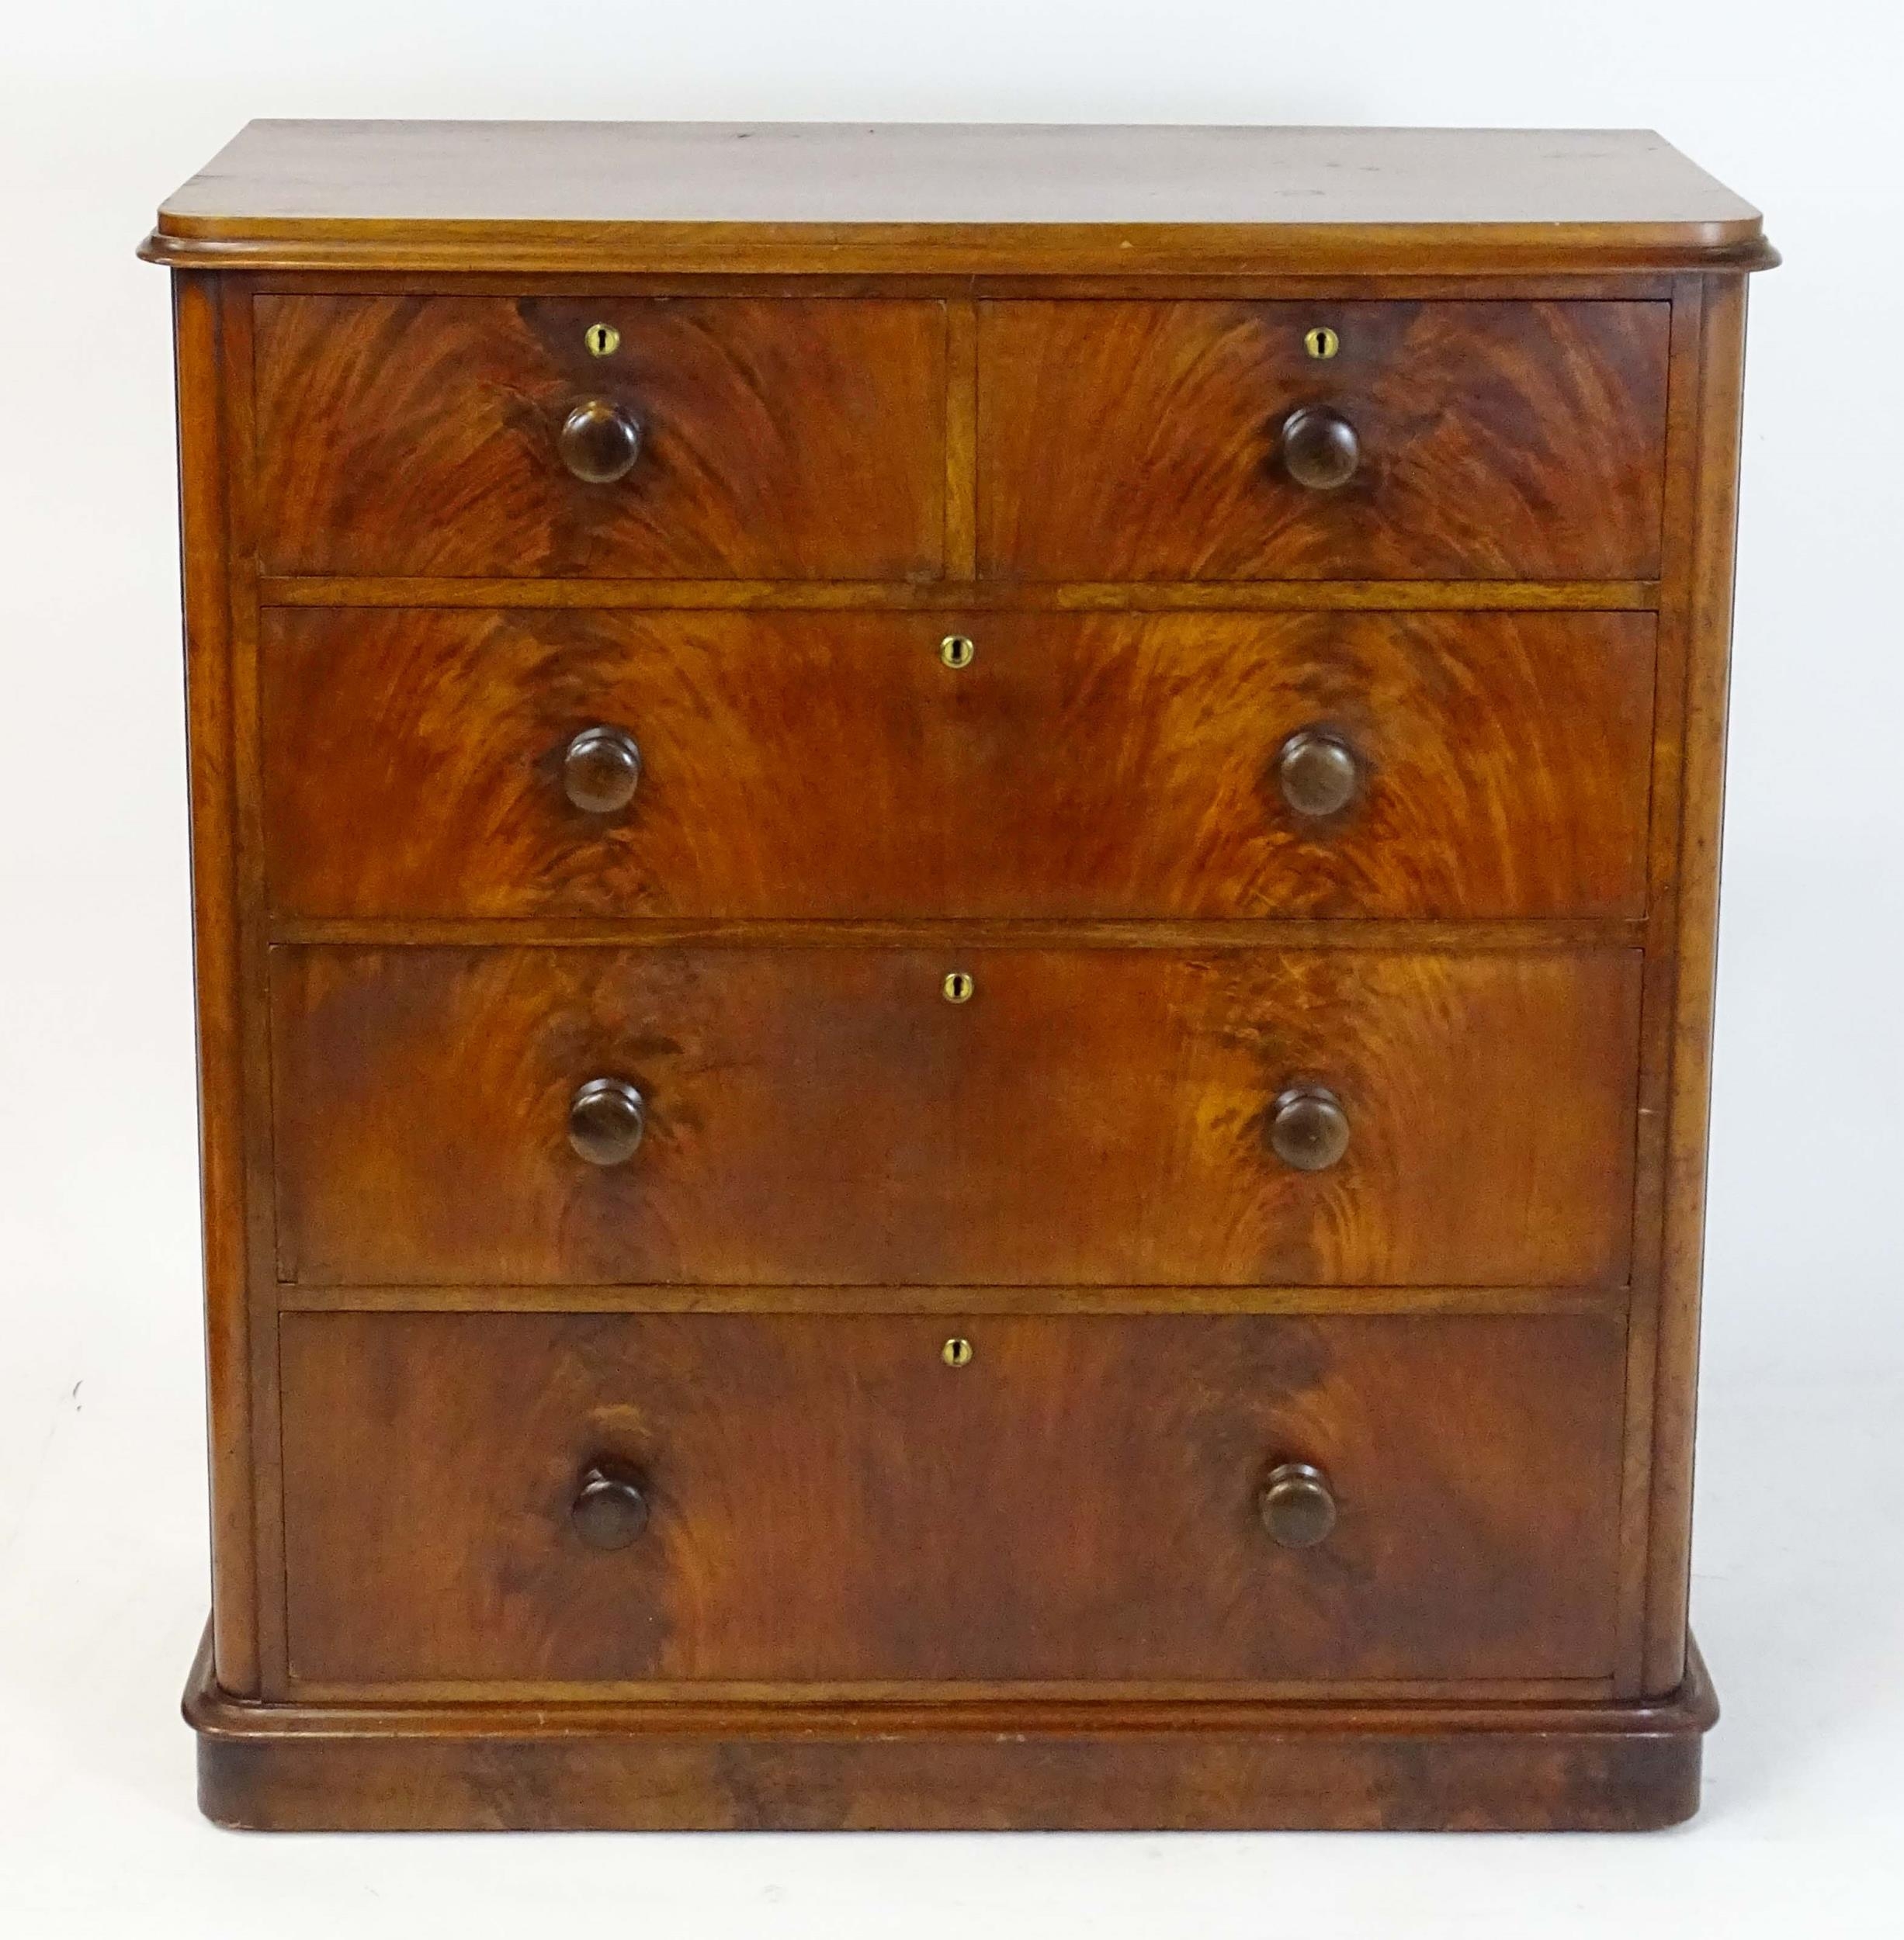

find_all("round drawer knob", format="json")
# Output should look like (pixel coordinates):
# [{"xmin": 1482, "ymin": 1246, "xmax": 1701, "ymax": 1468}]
[
  {"xmin": 1268, "ymin": 1085, "xmax": 1350, "ymax": 1172},
  {"xmin": 1279, "ymin": 405, "xmax": 1361, "ymax": 491},
  {"xmin": 1276, "ymin": 729, "xmax": 1361, "ymax": 818},
  {"xmin": 558, "ymin": 398, "xmax": 643, "ymax": 483},
  {"xmin": 1258, "ymin": 1461, "xmax": 1337, "ymax": 1549},
  {"xmin": 562, "ymin": 725, "xmax": 643, "ymax": 814},
  {"xmin": 571, "ymin": 1460, "xmax": 650, "ymax": 1550},
  {"xmin": 567, "ymin": 1077, "xmax": 646, "ymax": 1166}
]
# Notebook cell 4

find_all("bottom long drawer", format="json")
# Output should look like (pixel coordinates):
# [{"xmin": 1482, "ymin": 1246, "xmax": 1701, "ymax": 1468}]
[{"xmin": 279, "ymin": 1308, "xmax": 1623, "ymax": 1692}]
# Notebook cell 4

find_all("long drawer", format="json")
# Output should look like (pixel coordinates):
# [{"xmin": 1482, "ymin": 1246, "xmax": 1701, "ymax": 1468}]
[
  {"xmin": 269, "ymin": 945, "xmax": 1642, "ymax": 1287},
  {"xmin": 262, "ymin": 608, "xmax": 1656, "ymax": 921},
  {"xmin": 279, "ymin": 1308, "xmax": 1625, "ymax": 1690}
]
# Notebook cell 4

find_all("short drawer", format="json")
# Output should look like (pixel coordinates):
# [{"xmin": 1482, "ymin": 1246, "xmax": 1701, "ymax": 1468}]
[
  {"xmin": 978, "ymin": 300, "xmax": 1669, "ymax": 580},
  {"xmin": 252, "ymin": 296, "xmax": 947, "ymax": 578},
  {"xmin": 279, "ymin": 1308, "xmax": 1625, "ymax": 1690},
  {"xmin": 269, "ymin": 946, "xmax": 1641, "ymax": 1288},
  {"xmin": 262, "ymin": 608, "xmax": 1656, "ymax": 921}
]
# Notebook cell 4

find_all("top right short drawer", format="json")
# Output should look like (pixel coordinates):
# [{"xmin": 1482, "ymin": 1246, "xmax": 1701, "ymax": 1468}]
[{"xmin": 977, "ymin": 301, "xmax": 1669, "ymax": 581}]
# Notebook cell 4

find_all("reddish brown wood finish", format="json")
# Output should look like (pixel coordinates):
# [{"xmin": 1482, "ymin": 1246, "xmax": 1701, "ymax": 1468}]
[
  {"xmin": 171, "ymin": 275, "xmax": 259, "ymax": 1696},
  {"xmin": 979, "ymin": 301, "xmax": 1670, "ymax": 580},
  {"xmin": 278, "ymin": 1309, "xmax": 1622, "ymax": 1689},
  {"xmin": 261, "ymin": 577, "xmax": 1661, "ymax": 612},
  {"xmin": 252, "ymin": 295, "xmax": 947, "ymax": 577},
  {"xmin": 141, "ymin": 123, "xmax": 1770, "ymax": 279},
  {"xmin": 187, "ymin": 1624, "xmax": 1719, "ymax": 1832},
  {"xmin": 1645, "ymin": 276, "xmax": 1750, "ymax": 1692},
  {"xmin": 260, "ymin": 607, "xmax": 1657, "ymax": 921},
  {"xmin": 147, "ymin": 120, "xmax": 1767, "ymax": 1834},
  {"xmin": 269, "ymin": 945, "xmax": 1641, "ymax": 1288}
]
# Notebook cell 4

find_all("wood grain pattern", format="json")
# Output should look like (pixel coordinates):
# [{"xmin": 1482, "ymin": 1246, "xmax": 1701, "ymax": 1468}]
[
  {"xmin": 274, "ymin": 916, "xmax": 1646, "ymax": 952},
  {"xmin": 215, "ymin": 284, "xmax": 297, "ymax": 1699},
  {"xmin": 252, "ymin": 294, "xmax": 946, "ymax": 577},
  {"xmin": 142, "ymin": 123, "xmax": 1768, "ymax": 279},
  {"xmin": 146, "ymin": 120, "xmax": 1769, "ymax": 1831},
  {"xmin": 171, "ymin": 275, "xmax": 258, "ymax": 1696},
  {"xmin": 269, "ymin": 945, "xmax": 1642, "ymax": 1288},
  {"xmin": 278, "ymin": 1283, "xmax": 1620, "ymax": 1317},
  {"xmin": 979, "ymin": 301, "xmax": 1670, "ymax": 580},
  {"xmin": 260, "ymin": 607, "xmax": 1656, "ymax": 923},
  {"xmin": 1646, "ymin": 275, "xmax": 1750, "ymax": 1692},
  {"xmin": 278, "ymin": 1309, "xmax": 1623, "ymax": 1688},
  {"xmin": 1611, "ymin": 277, "xmax": 1708, "ymax": 1695},
  {"xmin": 186, "ymin": 1621, "xmax": 1718, "ymax": 1831},
  {"xmin": 261, "ymin": 576, "xmax": 1661, "ymax": 611}
]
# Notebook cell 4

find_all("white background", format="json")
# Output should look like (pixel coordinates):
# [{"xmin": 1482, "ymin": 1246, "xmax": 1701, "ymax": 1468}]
[{"xmin": 2, "ymin": 2, "xmax": 1900, "ymax": 1934}]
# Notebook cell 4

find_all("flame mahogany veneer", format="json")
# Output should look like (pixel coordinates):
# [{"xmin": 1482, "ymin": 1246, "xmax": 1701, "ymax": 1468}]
[{"xmin": 144, "ymin": 120, "xmax": 1769, "ymax": 1831}]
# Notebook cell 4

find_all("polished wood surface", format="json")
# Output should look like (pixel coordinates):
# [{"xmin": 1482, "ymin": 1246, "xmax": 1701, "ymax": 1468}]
[
  {"xmin": 142, "ymin": 123, "xmax": 1768, "ymax": 277},
  {"xmin": 980, "ymin": 302, "xmax": 1670, "ymax": 580},
  {"xmin": 1278, "ymin": 407, "xmax": 1363, "ymax": 492},
  {"xmin": 253, "ymin": 296, "xmax": 945, "ymax": 577},
  {"xmin": 262, "ymin": 577, "xmax": 1663, "ymax": 611},
  {"xmin": 568, "ymin": 1459, "xmax": 650, "ymax": 1551},
  {"xmin": 260, "ymin": 608, "xmax": 1656, "ymax": 921},
  {"xmin": 279, "ymin": 1309, "xmax": 1623, "ymax": 1689},
  {"xmin": 269, "ymin": 945, "xmax": 1641, "ymax": 1288},
  {"xmin": 187, "ymin": 1623, "xmax": 1720, "ymax": 1831},
  {"xmin": 1257, "ymin": 1461, "xmax": 1339, "ymax": 1548},
  {"xmin": 1646, "ymin": 276, "xmax": 1751, "ymax": 1692},
  {"xmin": 148, "ymin": 120, "xmax": 1767, "ymax": 1832},
  {"xmin": 171, "ymin": 275, "xmax": 258, "ymax": 1694},
  {"xmin": 278, "ymin": 1284, "xmax": 1620, "ymax": 1318}
]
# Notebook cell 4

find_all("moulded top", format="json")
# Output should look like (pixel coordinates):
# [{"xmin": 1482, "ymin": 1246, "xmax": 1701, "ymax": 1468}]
[{"xmin": 140, "ymin": 120, "xmax": 1774, "ymax": 277}]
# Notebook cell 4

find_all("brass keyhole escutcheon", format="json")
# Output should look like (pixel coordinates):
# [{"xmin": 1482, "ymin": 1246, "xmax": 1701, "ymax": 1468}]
[
  {"xmin": 584, "ymin": 321, "xmax": 621, "ymax": 357},
  {"xmin": 942, "ymin": 1337, "xmax": 973, "ymax": 1368},
  {"xmin": 942, "ymin": 971, "xmax": 975, "ymax": 1005},
  {"xmin": 1304, "ymin": 325, "xmax": 1340, "ymax": 360},
  {"xmin": 939, "ymin": 633, "xmax": 976, "ymax": 670}
]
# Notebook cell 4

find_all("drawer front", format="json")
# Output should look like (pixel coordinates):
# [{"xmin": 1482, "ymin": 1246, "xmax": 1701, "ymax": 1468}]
[
  {"xmin": 262, "ymin": 608, "xmax": 1655, "ymax": 922},
  {"xmin": 979, "ymin": 301, "xmax": 1669, "ymax": 580},
  {"xmin": 280, "ymin": 1309, "xmax": 1624, "ymax": 1690},
  {"xmin": 253, "ymin": 296, "xmax": 947, "ymax": 579},
  {"xmin": 271, "ymin": 947, "xmax": 1640, "ymax": 1287}
]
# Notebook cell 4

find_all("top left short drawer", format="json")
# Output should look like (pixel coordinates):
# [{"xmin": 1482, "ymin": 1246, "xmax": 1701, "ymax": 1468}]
[{"xmin": 251, "ymin": 296, "xmax": 949, "ymax": 579}]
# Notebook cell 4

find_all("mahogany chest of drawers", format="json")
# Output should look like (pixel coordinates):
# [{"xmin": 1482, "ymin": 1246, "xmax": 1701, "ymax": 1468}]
[{"xmin": 142, "ymin": 121, "xmax": 1772, "ymax": 1831}]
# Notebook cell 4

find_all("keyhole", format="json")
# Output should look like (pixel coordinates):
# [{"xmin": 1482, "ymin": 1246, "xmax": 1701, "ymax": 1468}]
[
  {"xmin": 1304, "ymin": 325, "xmax": 1340, "ymax": 360},
  {"xmin": 942, "ymin": 1337, "xmax": 973, "ymax": 1368},
  {"xmin": 585, "ymin": 322, "xmax": 621, "ymax": 357},
  {"xmin": 942, "ymin": 972, "xmax": 974, "ymax": 1004},
  {"xmin": 939, "ymin": 634, "xmax": 976, "ymax": 670}
]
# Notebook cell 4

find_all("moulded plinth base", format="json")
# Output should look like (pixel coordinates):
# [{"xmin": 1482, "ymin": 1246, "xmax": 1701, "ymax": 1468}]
[{"xmin": 186, "ymin": 1626, "xmax": 1717, "ymax": 1833}]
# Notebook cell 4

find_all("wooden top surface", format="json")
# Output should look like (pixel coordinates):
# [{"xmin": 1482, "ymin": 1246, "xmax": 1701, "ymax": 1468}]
[{"xmin": 142, "ymin": 121, "xmax": 1770, "ymax": 277}]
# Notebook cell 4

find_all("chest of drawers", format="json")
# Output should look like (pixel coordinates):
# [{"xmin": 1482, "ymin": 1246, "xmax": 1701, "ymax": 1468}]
[{"xmin": 142, "ymin": 120, "xmax": 1771, "ymax": 1831}]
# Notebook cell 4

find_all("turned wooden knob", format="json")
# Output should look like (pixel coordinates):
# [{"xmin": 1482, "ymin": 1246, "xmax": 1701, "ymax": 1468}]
[
  {"xmin": 567, "ymin": 1077, "xmax": 646, "ymax": 1166},
  {"xmin": 1279, "ymin": 405, "xmax": 1361, "ymax": 490},
  {"xmin": 1258, "ymin": 1461, "xmax": 1337, "ymax": 1548},
  {"xmin": 571, "ymin": 1460, "xmax": 649, "ymax": 1549},
  {"xmin": 1277, "ymin": 729, "xmax": 1361, "ymax": 817},
  {"xmin": 558, "ymin": 398, "xmax": 643, "ymax": 483},
  {"xmin": 562, "ymin": 725, "xmax": 643, "ymax": 814},
  {"xmin": 1268, "ymin": 1085, "xmax": 1350, "ymax": 1172}
]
